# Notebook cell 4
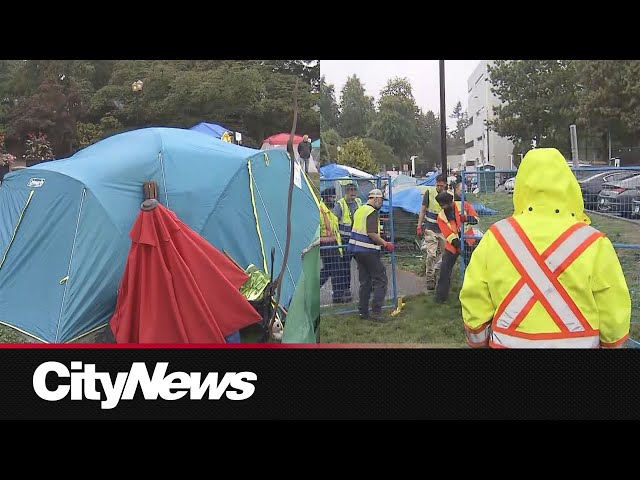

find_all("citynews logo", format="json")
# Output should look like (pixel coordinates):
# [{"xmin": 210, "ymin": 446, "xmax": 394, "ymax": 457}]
[{"xmin": 33, "ymin": 361, "xmax": 257, "ymax": 410}]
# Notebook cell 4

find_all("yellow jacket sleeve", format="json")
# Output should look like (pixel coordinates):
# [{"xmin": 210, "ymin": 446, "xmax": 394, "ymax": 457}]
[
  {"xmin": 459, "ymin": 232, "xmax": 495, "ymax": 347},
  {"xmin": 591, "ymin": 237, "xmax": 631, "ymax": 347}
]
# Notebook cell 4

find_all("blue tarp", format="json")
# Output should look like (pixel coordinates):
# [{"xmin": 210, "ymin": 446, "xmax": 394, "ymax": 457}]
[
  {"xmin": 381, "ymin": 186, "xmax": 424, "ymax": 214},
  {"xmin": 417, "ymin": 172, "xmax": 437, "ymax": 186},
  {"xmin": 381, "ymin": 185, "xmax": 499, "ymax": 216},
  {"xmin": 189, "ymin": 122, "xmax": 233, "ymax": 139},
  {"xmin": 0, "ymin": 127, "xmax": 319, "ymax": 343},
  {"xmin": 319, "ymin": 163, "xmax": 349, "ymax": 178}
]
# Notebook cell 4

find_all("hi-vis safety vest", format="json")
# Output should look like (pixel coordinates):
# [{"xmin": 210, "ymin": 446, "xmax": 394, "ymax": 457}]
[
  {"xmin": 465, "ymin": 217, "xmax": 607, "ymax": 349},
  {"xmin": 423, "ymin": 187, "xmax": 441, "ymax": 227},
  {"xmin": 437, "ymin": 201, "xmax": 479, "ymax": 254},
  {"xmin": 337, "ymin": 197, "xmax": 362, "ymax": 238},
  {"xmin": 320, "ymin": 202, "xmax": 342, "ymax": 251},
  {"xmin": 349, "ymin": 204, "xmax": 380, "ymax": 253}
]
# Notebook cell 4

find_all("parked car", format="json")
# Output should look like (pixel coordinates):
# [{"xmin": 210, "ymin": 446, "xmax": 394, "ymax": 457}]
[
  {"xmin": 596, "ymin": 173, "xmax": 640, "ymax": 217},
  {"xmin": 504, "ymin": 177, "xmax": 515, "ymax": 194},
  {"xmin": 580, "ymin": 170, "xmax": 640, "ymax": 209}
]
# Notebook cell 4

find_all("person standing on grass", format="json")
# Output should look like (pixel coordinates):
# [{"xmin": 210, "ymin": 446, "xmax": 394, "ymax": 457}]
[
  {"xmin": 417, "ymin": 174, "xmax": 448, "ymax": 290},
  {"xmin": 459, "ymin": 148, "xmax": 631, "ymax": 348},
  {"xmin": 333, "ymin": 182, "xmax": 361, "ymax": 301},
  {"xmin": 348, "ymin": 189, "xmax": 394, "ymax": 321}
]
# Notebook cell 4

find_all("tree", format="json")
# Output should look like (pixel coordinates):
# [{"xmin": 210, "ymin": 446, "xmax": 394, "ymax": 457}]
[
  {"xmin": 361, "ymin": 137, "xmax": 398, "ymax": 170},
  {"xmin": 415, "ymin": 110, "xmax": 441, "ymax": 171},
  {"xmin": 319, "ymin": 76, "xmax": 339, "ymax": 131},
  {"xmin": 488, "ymin": 60, "xmax": 579, "ymax": 156},
  {"xmin": 449, "ymin": 100, "xmax": 470, "ymax": 144},
  {"xmin": 575, "ymin": 60, "xmax": 640, "ymax": 150},
  {"xmin": 0, "ymin": 60, "xmax": 320, "ymax": 157},
  {"xmin": 320, "ymin": 128, "xmax": 343, "ymax": 166},
  {"xmin": 369, "ymin": 77, "xmax": 419, "ymax": 163},
  {"xmin": 338, "ymin": 75, "xmax": 375, "ymax": 138},
  {"xmin": 338, "ymin": 137, "xmax": 377, "ymax": 173}
]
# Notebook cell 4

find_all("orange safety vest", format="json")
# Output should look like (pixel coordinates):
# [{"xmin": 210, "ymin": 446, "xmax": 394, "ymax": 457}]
[
  {"xmin": 436, "ymin": 202, "xmax": 479, "ymax": 254},
  {"xmin": 465, "ymin": 217, "xmax": 606, "ymax": 349}
]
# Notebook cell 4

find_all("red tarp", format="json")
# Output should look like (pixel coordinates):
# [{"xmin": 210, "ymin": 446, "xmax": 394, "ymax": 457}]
[
  {"xmin": 110, "ymin": 201, "xmax": 262, "ymax": 343},
  {"xmin": 263, "ymin": 133, "xmax": 304, "ymax": 145}
]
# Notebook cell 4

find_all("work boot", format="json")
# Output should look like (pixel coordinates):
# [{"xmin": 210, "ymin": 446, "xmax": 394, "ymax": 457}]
[{"xmin": 426, "ymin": 276, "xmax": 436, "ymax": 290}]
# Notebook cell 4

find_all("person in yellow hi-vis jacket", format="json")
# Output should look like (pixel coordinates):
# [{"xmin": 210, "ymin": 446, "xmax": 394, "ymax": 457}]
[
  {"xmin": 320, "ymin": 187, "xmax": 349, "ymax": 304},
  {"xmin": 459, "ymin": 148, "xmax": 631, "ymax": 348}
]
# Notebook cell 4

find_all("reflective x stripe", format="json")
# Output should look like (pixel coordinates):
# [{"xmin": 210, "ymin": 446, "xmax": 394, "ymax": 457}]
[
  {"xmin": 491, "ymin": 331, "xmax": 600, "ymax": 348},
  {"xmin": 492, "ymin": 218, "xmax": 602, "ymax": 333}
]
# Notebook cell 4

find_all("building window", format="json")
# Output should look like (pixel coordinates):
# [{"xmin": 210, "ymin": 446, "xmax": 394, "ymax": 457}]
[
  {"xmin": 465, "ymin": 140, "xmax": 474, "ymax": 149},
  {"xmin": 477, "ymin": 136, "xmax": 483, "ymax": 142}
]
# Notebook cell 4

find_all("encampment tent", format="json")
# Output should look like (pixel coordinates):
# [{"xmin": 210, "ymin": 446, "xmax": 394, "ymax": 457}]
[
  {"xmin": 0, "ymin": 127, "xmax": 319, "ymax": 343},
  {"xmin": 310, "ymin": 139, "xmax": 320, "ymax": 170},
  {"xmin": 189, "ymin": 122, "xmax": 235, "ymax": 140},
  {"xmin": 261, "ymin": 133, "xmax": 317, "ymax": 173},
  {"xmin": 319, "ymin": 163, "xmax": 378, "ymax": 201}
]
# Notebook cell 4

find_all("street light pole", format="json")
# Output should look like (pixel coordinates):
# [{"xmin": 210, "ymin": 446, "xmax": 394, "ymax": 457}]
[
  {"xmin": 439, "ymin": 60, "xmax": 447, "ymax": 174},
  {"xmin": 485, "ymin": 71, "xmax": 490, "ymax": 165}
]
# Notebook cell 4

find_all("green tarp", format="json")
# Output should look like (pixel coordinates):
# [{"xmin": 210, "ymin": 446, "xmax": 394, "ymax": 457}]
[{"xmin": 282, "ymin": 226, "xmax": 320, "ymax": 343}]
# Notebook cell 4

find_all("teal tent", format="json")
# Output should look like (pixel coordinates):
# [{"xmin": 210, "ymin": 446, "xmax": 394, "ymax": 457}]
[
  {"xmin": 311, "ymin": 139, "xmax": 320, "ymax": 149},
  {"xmin": 0, "ymin": 127, "xmax": 319, "ymax": 343}
]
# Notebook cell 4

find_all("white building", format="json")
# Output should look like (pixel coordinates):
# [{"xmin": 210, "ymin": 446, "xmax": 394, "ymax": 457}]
[{"xmin": 464, "ymin": 60, "xmax": 515, "ymax": 171}]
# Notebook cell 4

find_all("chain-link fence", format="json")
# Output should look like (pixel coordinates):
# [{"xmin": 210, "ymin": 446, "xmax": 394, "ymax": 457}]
[
  {"xmin": 319, "ymin": 175, "xmax": 399, "ymax": 314},
  {"xmin": 460, "ymin": 166, "xmax": 640, "ymax": 341}
]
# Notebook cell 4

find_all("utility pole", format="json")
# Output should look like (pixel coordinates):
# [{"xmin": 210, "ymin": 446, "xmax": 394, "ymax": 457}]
[
  {"xmin": 439, "ymin": 60, "xmax": 447, "ymax": 174},
  {"xmin": 485, "ymin": 69, "xmax": 490, "ymax": 165},
  {"xmin": 570, "ymin": 124, "xmax": 579, "ymax": 167}
]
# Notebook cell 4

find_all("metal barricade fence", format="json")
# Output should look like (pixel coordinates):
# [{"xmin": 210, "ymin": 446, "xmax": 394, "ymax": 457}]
[
  {"xmin": 319, "ymin": 175, "xmax": 398, "ymax": 314},
  {"xmin": 460, "ymin": 166, "xmax": 640, "ymax": 337}
]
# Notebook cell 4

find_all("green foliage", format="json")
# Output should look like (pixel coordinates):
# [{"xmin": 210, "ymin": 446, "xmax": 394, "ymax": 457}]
[
  {"xmin": 320, "ymin": 128, "xmax": 342, "ymax": 165},
  {"xmin": 338, "ymin": 137, "xmax": 377, "ymax": 173},
  {"xmin": 76, "ymin": 122, "xmax": 102, "ymax": 147},
  {"xmin": 369, "ymin": 77, "xmax": 419, "ymax": 163},
  {"xmin": 338, "ymin": 74, "xmax": 375, "ymax": 138},
  {"xmin": 361, "ymin": 137, "xmax": 398, "ymax": 169},
  {"xmin": 0, "ymin": 60, "xmax": 320, "ymax": 158},
  {"xmin": 488, "ymin": 60, "xmax": 579, "ymax": 156},
  {"xmin": 319, "ymin": 75, "xmax": 339, "ymax": 130}
]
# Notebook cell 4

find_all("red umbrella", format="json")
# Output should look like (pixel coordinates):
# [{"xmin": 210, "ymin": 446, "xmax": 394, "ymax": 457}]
[{"xmin": 110, "ymin": 199, "xmax": 262, "ymax": 343}]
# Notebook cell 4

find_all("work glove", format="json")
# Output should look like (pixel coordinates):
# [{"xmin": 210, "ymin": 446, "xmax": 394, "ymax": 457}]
[
  {"xmin": 451, "ymin": 238, "xmax": 460, "ymax": 250},
  {"xmin": 385, "ymin": 242, "xmax": 395, "ymax": 253},
  {"xmin": 416, "ymin": 225, "xmax": 423, "ymax": 236}
]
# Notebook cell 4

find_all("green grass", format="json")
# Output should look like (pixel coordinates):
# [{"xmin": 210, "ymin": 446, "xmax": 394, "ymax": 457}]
[
  {"xmin": 0, "ymin": 324, "xmax": 27, "ymax": 343},
  {"xmin": 321, "ymin": 267, "xmax": 467, "ymax": 346}
]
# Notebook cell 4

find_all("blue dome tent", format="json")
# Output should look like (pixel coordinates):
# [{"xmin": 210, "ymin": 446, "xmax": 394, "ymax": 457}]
[{"xmin": 0, "ymin": 127, "xmax": 319, "ymax": 343}]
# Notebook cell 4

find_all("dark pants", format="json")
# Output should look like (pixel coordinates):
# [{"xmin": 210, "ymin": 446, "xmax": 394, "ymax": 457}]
[
  {"xmin": 320, "ymin": 242, "xmax": 347, "ymax": 300},
  {"xmin": 340, "ymin": 235, "xmax": 353, "ymax": 293},
  {"xmin": 436, "ymin": 249, "xmax": 458, "ymax": 302},
  {"xmin": 354, "ymin": 251, "xmax": 388, "ymax": 315}
]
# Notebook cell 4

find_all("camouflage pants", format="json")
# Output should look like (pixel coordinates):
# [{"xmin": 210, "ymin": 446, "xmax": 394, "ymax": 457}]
[{"xmin": 421, "ymin": 229, "xmax": 445, "ymax": 288}]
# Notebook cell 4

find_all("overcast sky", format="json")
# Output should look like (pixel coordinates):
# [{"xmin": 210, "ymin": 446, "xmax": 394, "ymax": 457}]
[{"xmin": 321, "ymin": 60, "xmax": 481, "ymax": 124}]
